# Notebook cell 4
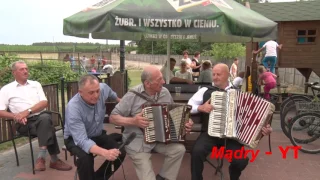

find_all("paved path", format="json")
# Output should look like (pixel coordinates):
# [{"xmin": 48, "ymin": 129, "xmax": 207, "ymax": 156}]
[{"xmin": 1, "ymin": 114, "xmax": 320, "ymax": 180}]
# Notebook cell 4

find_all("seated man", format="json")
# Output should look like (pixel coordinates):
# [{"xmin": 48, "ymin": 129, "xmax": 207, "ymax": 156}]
[
  {"xmin": 197, "ymin": 60, "xmax": 212, "ymax": 84},
  {"xmin": 161, "ymin": 58, "xmax": 194, "ymax": 84},
  {"xmin": 188, "ymin": 63, "xmax": 272, "ymax": 180},
  {"xmin": 64, "ymin": 74, "xmax": 123, "ymax": 180},
  {"xmin": 0, "ymin": 60, "xmax": 72, "ymax": 171},
  {"xmin": 110, "ymin": 65, "xmax": 194, "ymax": 180},
  {"xmin": 232, "ymin": 71, "xmax": 245, "ymax": 90}
]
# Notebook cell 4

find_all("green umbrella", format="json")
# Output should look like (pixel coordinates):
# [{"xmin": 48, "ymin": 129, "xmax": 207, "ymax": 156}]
[{"xmin": 63, "ymin": 0, "xmax": 278, "ymax": 82}]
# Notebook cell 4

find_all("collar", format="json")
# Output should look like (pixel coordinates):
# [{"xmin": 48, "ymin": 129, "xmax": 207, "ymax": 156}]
[
  {"xmin": 78, "ymin": 94, "xmax": 95, "ymax": 109},
  {"xmin": 14, "ymin": 80, "xmax": 30, "ymax": 87},
  {"xmin": 141, "ymin": 84, "xmax": 160, "ymax": 100},
  {"xmin": 211, "ymin": 82, "xmax": 233, "ymax": 90}
]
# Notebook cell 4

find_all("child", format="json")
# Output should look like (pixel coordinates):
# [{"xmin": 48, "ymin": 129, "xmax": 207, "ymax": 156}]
[
  {"xmin": 258, "ymin": 66, "xmax": 277, "ymax": 100},
  {"xmin": 175, "ymin": 61, "xmax": 193, "ymax": 81}
]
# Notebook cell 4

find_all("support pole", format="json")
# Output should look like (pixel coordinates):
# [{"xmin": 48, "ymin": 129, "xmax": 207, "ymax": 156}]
[
  {"xmin": 120, "ymin": 40, "xmax": 125, "ymax": 72},
  {"xmin": 166, "ymin": 35, "xmax": 171, "ymax": 84}
]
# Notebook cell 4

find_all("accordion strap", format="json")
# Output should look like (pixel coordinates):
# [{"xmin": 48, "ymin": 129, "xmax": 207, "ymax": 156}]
[{"xmin": 129, "ymin": 89, "xmax": 158, "ymax": 103}]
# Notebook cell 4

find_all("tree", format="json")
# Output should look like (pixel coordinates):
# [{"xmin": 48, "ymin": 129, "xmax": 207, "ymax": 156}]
[
  {"xmin": 137, "ymin": 36, "xmax": 212, "ymax": 55},
  {"xmin": 203, "ymin": 43, "xmax": 245, "ymax": 61}
]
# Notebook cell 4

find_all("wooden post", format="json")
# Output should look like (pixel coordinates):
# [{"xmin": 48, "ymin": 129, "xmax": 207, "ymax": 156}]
[{"xmin": 251, "ymin": 41, "xmax": 259, "ymax": 95}]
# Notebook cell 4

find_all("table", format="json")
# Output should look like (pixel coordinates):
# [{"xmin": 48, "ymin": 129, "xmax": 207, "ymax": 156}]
[{"xmin": 171, "ymin": 93, "xmax": 194, "ymax": 103}]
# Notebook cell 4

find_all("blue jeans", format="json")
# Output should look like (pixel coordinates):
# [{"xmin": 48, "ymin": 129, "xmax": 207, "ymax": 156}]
[{"xmin": 262, "ymin": 56, "xmax": 277, "ymax": 73}]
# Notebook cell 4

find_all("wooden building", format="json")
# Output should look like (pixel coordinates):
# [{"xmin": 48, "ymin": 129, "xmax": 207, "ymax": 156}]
[{"xmin": 245, "ymin": 1, "xmax": 320, "ymax": 91}]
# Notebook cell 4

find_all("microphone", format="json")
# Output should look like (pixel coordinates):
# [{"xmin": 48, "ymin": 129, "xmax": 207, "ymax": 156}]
[{"xmin": 118, "ymin": 132, "xmax": 136, "ymax": 150}]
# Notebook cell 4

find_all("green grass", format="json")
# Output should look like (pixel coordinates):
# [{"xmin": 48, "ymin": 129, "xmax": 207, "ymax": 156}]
[
  {"xmin": 0, "ymin": 137, "xmax": 29, "ymax": 153},
  {"xmin": 128, "ymin": 70, "xmax": 142, "ymax": 88}
]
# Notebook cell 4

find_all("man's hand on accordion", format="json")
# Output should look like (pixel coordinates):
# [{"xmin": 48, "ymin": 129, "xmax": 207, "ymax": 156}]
[
  {"xmin": 134, "ymin": 111, "xmax": 149, "ymax": 128},
  {"xmin": 185, "ymin": 119, "xmax": 194, "ymax": 134},
  {"xmin": 261, "ymin": 124, "xmax": 273, "ymax": 136},
  {"xmin": 197, "ymin": 99, "xmax": 214, "ymax": 113}
]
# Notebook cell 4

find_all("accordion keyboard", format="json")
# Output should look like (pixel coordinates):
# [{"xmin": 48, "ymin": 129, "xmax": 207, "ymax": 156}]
[
  {"xmin": 143, "ymin": 106, "xmax": 167, "ymax": 143},
  {"xmin": 208, "ymin": 91, "xmax": 227, "ymax": 138}
]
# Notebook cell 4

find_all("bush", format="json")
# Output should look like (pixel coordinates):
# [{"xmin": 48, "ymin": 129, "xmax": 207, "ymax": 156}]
[
  {"xmin": 28, "ymin": 60, "xmax": 80, "ymax": 86},
  {"xmin": 0, "ymin": 53, "xmax": 19, "ymax": 87},
  {"xmin": 0, "ymin": 53, "xmax": 81, "ymax": 87}
]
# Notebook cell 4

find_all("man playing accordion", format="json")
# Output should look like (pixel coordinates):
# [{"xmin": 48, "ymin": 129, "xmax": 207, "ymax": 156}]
[
  {"xmin": 188, "ymin": 63, "xmax": 273, "ymax": 180},
  {"xmin": 110, "ymin": 65, "xmax": 194, "ymax": 180}
]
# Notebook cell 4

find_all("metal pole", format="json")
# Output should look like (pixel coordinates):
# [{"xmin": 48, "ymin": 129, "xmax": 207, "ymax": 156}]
[
  {"xmin": 120, "ymin": 40, "xmax": 125, "ymax": 72},
  {"xmin": 166, "ymin": 35, "xmax": 171, "ymax": 84}
]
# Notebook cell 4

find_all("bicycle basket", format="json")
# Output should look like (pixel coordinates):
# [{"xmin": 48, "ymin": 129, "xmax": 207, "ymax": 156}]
[{"xmin": 295, "ymin": 102, "xmax": 320, "ymax": 112}]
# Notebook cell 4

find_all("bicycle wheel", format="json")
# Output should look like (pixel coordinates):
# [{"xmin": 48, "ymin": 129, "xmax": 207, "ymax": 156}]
[
  {"xmin": 280, "ymin": 95, "xmax": 312, "ymax": 138},
  {"xmin": 288, "ymin": 112, "xmax": 320, "ymax": 154},
  {"xmin": 280, "ymin": 95, "xmax": 312, "ymax": 115}
]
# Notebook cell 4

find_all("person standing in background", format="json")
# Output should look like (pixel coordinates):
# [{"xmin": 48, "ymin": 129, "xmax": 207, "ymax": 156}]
[
  {"xmin": 191, "ymin": 51, "xmax": 202, "ymax": 76},
  {"xmin": 181, "ymin": 50, "xmax": 192, "ymax": 73},
  {"xmin": 229, "ymin": 58, "xmax": 239, "ymax": 81}
]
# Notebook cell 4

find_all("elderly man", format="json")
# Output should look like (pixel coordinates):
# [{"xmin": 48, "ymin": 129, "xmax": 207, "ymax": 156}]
[
  {"xmin": 110, "ymin": 65, "xmax": 194, "ymax": 180},
  {"xmin": 0, "ymin": 60, "xmax": 72, "ymax": 171},
  {"xmin": 64, "ymin": 74, "xmax": 123, "ymax": 180},
  {"xmin": 188, "ymin": 63, "xmax": 273, "ymax": 180}
]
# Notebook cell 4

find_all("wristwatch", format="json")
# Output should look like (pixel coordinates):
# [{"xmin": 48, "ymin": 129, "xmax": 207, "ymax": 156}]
[{"xmin": 28, "ymin": 109, "xmax": 32, "ymax": 115}]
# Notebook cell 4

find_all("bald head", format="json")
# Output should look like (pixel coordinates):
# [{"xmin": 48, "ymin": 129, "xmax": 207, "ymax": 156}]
[
  {"xmin": 212, "ymin": 63, "xmax": 230, "ymax": 89},
  {"xmin": 141, "ymin": 65, "xmax": 164, "ymax": 95},
  {"xmin": 141, "ymin": 65, "xmax": 160, "ymax": 83},
  {"xmin": 213, "ymin": 63, "xmax": 229, "ymax": 73}
]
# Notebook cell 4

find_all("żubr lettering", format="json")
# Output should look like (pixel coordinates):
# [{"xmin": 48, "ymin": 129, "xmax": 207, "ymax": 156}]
[
  {"xmin": 115, "ymin": 16, "xmax": 137, "ymax": 27},
  {"xmin": 211, "ymin": 146, "xmax": 259, "ymax": 163}
]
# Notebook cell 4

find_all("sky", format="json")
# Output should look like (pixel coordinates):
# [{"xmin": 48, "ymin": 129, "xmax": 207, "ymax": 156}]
[{"xmin": 0, "ymin": 0, "xmax": 300, "ymax": 45}]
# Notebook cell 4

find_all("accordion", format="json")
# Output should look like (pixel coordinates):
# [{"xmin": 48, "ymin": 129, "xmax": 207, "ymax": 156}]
[
  {"xmin": 208, "ymin": 89, "xmax": 275, "ymax": 148},
  {"xmin": 142, "ymin": 103, "xmax": 192, "ymax": 144}
]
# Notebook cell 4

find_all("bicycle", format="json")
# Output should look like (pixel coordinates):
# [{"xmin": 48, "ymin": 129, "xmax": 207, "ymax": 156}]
[
  {"xmin": 288, "ymin": 87, "xmax": 320, "ymax": 154},
  {"xmin": 280, "ymin": 82, "xmax": 319, "ymax": 138}
]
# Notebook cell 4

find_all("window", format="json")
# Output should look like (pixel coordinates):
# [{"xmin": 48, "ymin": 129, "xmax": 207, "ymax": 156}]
[{"xmin": 297, "ymin": 30, "xmax": 317, "ymax": 44}]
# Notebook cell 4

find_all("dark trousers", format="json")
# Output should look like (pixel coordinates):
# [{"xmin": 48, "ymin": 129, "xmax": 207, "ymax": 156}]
[
  {"xmin": 15, "ymin": 112, "xmax": 60, "ymax": 155},
  {"xmin": 191, "ymin": 132, "xmax": 249, "ymax": 180},
  {"xmin": 64, "ymin": 131, "xmax": 126, "ymax": 180}
]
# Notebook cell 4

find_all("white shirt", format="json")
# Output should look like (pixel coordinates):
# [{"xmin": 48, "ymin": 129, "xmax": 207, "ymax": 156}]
[
  {"xmin": 175, "ymin": 71, "xmax": 193, "ymax": 81},
  {"xmin": 229, "ymin": 63, "xmax": 237, "ymax": 78},
  {"xmin": 0, "ymin": 80, "xmax": 47, "ymax": 116},
  {"xmin": 263, "ymin": 40, "xmax": 279, "ymax": 57},
  {"xmin": 188, "ymin": 83, "xmax": 233, "ymax": 114},
  {"xmin": 160, "ymin": 67, "xmax": 174, "ymax": 81},
  {"xmin": 232, "ymin": 77, "xmax": 243, "ymax": 88}
]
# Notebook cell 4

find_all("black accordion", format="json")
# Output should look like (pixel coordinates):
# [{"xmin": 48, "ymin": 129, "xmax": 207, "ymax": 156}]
[{"xmin": 142, "ymin": 103, "xmax": 192, "ymax": 144}]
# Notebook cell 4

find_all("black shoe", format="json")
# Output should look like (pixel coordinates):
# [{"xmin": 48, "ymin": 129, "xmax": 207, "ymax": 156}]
[{"xmin": 156, "ymin": 174, "xmax": 165, "ymax": 180}]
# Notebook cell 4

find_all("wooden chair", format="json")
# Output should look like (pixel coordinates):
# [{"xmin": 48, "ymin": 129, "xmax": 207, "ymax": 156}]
[{"xmin": 6, "ymin": 110, "xmax": 64, "ymax": 175}]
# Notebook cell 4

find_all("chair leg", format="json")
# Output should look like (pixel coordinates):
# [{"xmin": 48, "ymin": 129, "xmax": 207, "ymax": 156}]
[
  {"xmin": 8, "ymin": 122, "xmax": 19, "ymax": 166},
  {"xmin": 27, "ymin": 127, "xmax": 35, "ymax": 175},
  {"xmin": 65, "ymin": 149, "xmax": 68, "ymax": 161}
]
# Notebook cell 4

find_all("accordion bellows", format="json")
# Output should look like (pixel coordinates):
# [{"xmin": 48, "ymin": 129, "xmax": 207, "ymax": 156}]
[
  {"xmin": 208, "ymin": 89, "xmax": 275, "ymax": 149},
  {"xmin": 142, "ymin": 103, "xmax": 192, "ymax": 144}
]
